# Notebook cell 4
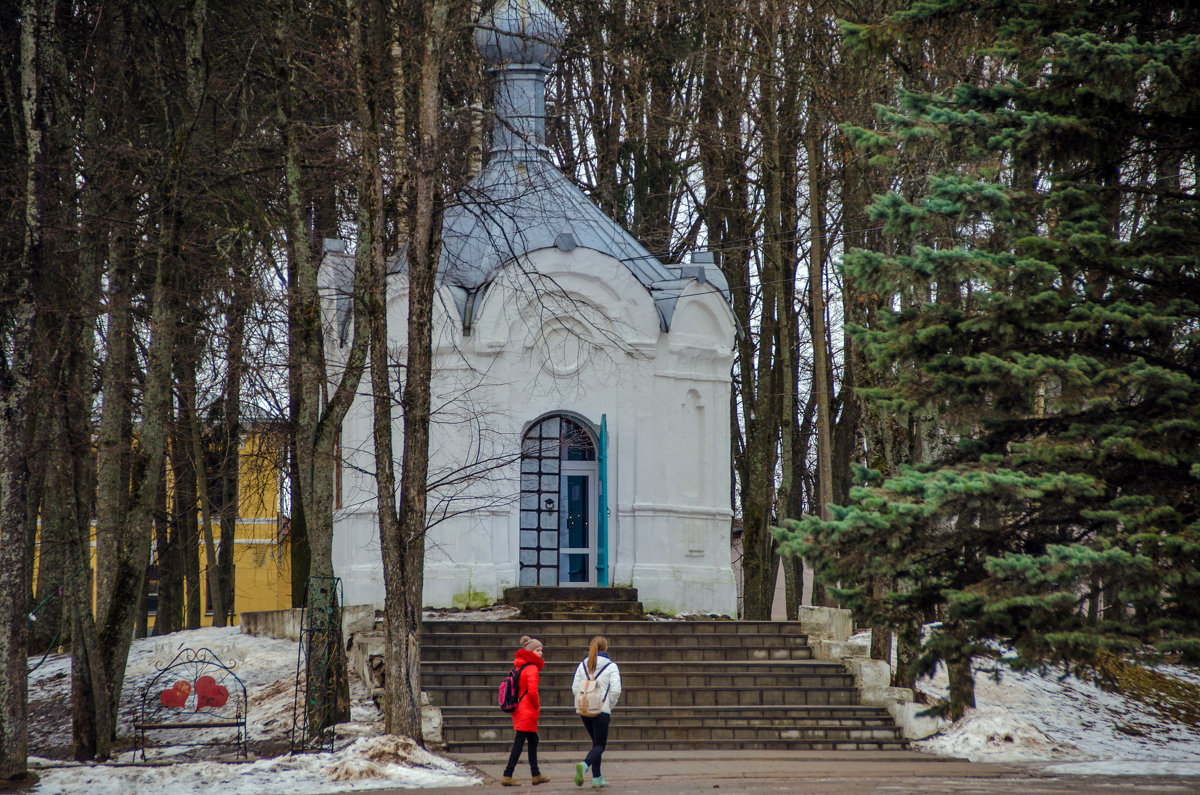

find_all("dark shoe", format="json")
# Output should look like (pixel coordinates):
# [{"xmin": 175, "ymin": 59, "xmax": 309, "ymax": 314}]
[
  {"xmin": 532, "ymin": 774, "xmax": 551, "ymax": 784},
  {"xmin": 501, "ymin": 775, "xmax": 518, "ymax": 786}
]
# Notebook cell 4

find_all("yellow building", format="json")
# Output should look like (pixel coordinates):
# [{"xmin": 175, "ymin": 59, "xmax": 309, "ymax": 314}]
[
  {"xmin": 145, "ymin": 427, "xmax": 292, "ymax": 627},
  {"xmin": 28, "ymin": 427, "xmax": 292, "ymax": 639}
]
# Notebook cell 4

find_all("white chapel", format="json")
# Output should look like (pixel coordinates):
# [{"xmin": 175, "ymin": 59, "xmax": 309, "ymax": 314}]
[{"xmin": 325, "ymin": 0, "xmax": 738, "ymax": 615}]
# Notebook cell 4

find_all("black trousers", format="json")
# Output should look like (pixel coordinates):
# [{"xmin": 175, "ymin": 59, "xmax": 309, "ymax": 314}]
[
  {"xmin": 504, "ymin": 730, "xmax": 540, "ymax": 777},
  {"xmin": 581, "ymin": 712, "xmax": 611, "ymax": 777}
]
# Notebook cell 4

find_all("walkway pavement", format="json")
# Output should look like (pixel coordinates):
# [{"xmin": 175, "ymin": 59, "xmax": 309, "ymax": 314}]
[{"xmin": 350, "ymin": 749, "xmax": 1199, "ymax": 794}]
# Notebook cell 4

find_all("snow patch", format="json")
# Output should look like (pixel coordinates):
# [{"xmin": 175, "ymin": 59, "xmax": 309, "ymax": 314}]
[
  {"xmin": 914, "ymin": 657, "xmax": 1200, "ymax": 769},
  {"xmin": 27, "ymin": 626, "xmax": 480, "ymax": 793},
  {"xmin": 28, "ymin": 736, "xmax": 480, "ymax": 794},
  {"xmin": 917, "ymin": 707, "xmax": 1076, "ymax": 761},
  {"xmin": 1044, "ymin": 761, "xmax": 1200, "ymax": 776}
]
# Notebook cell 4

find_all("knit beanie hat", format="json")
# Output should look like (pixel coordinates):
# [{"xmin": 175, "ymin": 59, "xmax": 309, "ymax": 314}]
[{"xmin": 520, "ymin": 635, "xmax": 543, "ymax": 653}]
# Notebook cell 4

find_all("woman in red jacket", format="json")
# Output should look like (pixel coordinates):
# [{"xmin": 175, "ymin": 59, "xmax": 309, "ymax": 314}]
[{"xmin": 501, "ymin": 635, "xmax": 550, "ymax": 786}]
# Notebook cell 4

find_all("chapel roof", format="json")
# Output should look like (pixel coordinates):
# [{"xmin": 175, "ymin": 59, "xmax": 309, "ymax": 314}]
[{"xmin": 393, "ymin": 0, "xmax": 728, "ymax": 330}]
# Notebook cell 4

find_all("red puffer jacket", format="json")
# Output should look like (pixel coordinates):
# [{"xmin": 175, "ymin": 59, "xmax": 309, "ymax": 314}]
[{"xmin": 510, "ymin": 648, "xmax": 544, "ymax": 732}]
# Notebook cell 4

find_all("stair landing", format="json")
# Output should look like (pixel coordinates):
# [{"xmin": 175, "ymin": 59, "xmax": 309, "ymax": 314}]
[{"xmin": 502, "ymin": 586, "xmax": 644, "ymax": 620}]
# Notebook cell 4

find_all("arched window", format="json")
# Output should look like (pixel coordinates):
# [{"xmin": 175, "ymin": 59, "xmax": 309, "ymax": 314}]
[{"xmin": 519, "ymin": 415, "xmax": 597, "ymax": 586}]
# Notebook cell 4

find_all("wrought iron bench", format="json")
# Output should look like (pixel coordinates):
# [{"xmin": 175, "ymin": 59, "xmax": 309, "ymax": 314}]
[{"xmin": 134, "ymin": 646, "xmax": 249, "ymax": 760}]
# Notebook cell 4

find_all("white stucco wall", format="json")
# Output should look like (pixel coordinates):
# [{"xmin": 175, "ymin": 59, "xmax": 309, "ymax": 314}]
[{"xmin": 325, "ymin": 246, "xmax": 738, "ymax": 615}]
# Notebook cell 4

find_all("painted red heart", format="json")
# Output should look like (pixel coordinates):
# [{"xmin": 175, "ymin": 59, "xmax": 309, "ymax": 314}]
[
  {"xmin": 195, "ymin": 675, "xmax": 228, "ymax": 709},
  {"xmin": 159, "ymin": 680, "xmax": 191, "ymax": 709}
]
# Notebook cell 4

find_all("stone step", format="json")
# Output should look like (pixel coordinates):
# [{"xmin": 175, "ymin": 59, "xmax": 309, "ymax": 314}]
[
  {"xmin": 444, "ymin": 723, "xmax": 903, "ymax": 742},
  {"xmin": 423, "ymin": 619, "xmax": 806, "ymax": 636},
  {"xmin": 444, "ymin": 716, "xmax": 899, "ymax": 732},
  {"xmin": 442, "ymin": 737, "xmax": 908, "ymax": 752},
  {"xmin": 539, "ymin": 611, "xmax": 640, "ymax": 620},
  {"xmin": 503, "ymin": 586, "xmax": 641, "ymax": 603},
  {"xmin": 423, "ymin": 660, "xmax": 843, "ymax": 675},
  {"xmin": 422, "ymin": 644, "xmax": 814, "ymax": 662},
  {"xmin": 421, "ymin": 630, "xmax": 812, "ymax": 649},
  {"xmin": 426, "ymin": 675, "xmax": 857, "ymax": 691},
  {"xmin": 440, "ymin": 705, "xmax": 892, "ymax": 721},
  {"xmin": 425, "ymin": 685, "xmax": 860, "ymax": 708},
  {"xmin": 520, "ymin": 600, "xmax": 645, "ymax": 614},
  {"xmin": 502, "ymin": 587, "xmax": 646, "ymax": 620}
]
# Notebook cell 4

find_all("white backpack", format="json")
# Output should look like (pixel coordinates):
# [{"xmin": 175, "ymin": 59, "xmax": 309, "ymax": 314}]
[{"xmin": 574, "ymin": 661, "xmax": 611, "ymax": 717}]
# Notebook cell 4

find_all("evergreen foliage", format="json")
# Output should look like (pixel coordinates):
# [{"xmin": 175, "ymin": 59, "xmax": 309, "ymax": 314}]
[{"xmin": 778, "ymin": 1, "xmax": 1200, "ymax": 715}]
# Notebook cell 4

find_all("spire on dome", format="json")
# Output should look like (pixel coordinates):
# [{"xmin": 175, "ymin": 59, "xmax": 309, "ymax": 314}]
[
  {"xmin": 475, "ymin": 0, "xmax": 565, "ymax": 68},
  {"xmin": 475, "ymin": 0, "xmax": 566, "ymax": 157}
]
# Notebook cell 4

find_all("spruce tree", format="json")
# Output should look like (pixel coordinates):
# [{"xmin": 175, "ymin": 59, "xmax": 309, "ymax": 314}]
[{"xmin": 778, "ymin": 1, "xmax": 1200, "ymax": 718}]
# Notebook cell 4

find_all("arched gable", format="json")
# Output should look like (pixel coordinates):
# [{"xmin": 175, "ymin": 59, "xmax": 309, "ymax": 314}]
[
  {"xmin": 384, "ymin": 274, "xmax": 465, "ymax": 356},
  {"xmin": 667, "ymin": 281, "xmax": 737, "ymax": 351},
  {"xmin": 470, "ymin": 246, "xmax": 660, "ymax": 357}
]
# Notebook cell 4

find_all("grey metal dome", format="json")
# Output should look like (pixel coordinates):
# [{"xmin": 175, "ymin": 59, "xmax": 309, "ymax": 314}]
[
  {"xmin": 475, "ymin": 0, "xmax": 566, "ymax": 68},
  {"xmin": 377, "ymin": 0, "xmax": 731, "ymax": 333}
]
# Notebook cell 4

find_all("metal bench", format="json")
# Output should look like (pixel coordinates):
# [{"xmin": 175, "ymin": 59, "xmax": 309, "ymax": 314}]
[{"xmin": 134, "ymin": 646, "xmax": 249, "ymax": 760}]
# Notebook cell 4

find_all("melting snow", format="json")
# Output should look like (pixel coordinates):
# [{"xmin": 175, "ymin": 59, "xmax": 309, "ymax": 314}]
[
  {"xmin": 913, "ymin": 655, "xmax": 1200, "ymax": 773},
  {"xmin": 26, "ymin": 625, "xmax": 480, "ymax": 793}
]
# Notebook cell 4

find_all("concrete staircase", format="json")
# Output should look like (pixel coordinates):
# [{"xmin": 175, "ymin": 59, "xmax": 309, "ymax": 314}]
[
  {"xmin": 422, "ymin": 619, "xmax": 907, "ymax": 752},
  {"xmin": 502, "ymin": 587, "xmax": 644, "ymax": 620}
]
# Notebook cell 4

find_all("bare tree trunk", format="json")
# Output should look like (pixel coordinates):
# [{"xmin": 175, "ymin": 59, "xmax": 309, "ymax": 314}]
[
  {"xmin": 385, "ymin": 0, "xmax": 451, "ymax": 741},
  {"xmin": 276, "ymin": 0, "xmax": 371, "ymax": 736},
  {"xmin": 946, "ymin": 654, "xmax": 976, "ymax": 720},
  {"xmin": 85, "ymin": 140, "xmax": 136, "ymax": 751},
  {"xmin": 696, "ymin": 5, "xmax": 777, "ymax": 620},
  {"xmin": 86, "ymin": 0, "xmax": 208, "ymax": 748},
  {"xmin": 0, "ymin": 174, "xmax": 34, "ymax": 781},
  {"xmin": 97, "ymin": 239, "xmax": 179, "ymax": 735},
  {"xmin": 894, "ymin": 626, "xmax": 920, "ymax": 691},
  {"xmin": 806, "ymin": 128, "xmax": 833, "ymax": 607},
  {"xmin": 188, "ymin": 392, "xmax": 224, "ymax": 625},
  {"xmin": 352, "ymin": 0, "xmax": 411, "ymax": 738},
  {"xmin": 1, "ymin": 0, "xmax": 45, "ymax": 777},
  {"xmin": 215, "ymin": 249, "xmax": 250, "ymax": 626},
  {"xmin": 30, "ymin": 414, "xmax": 66, "ymax": 654},
  {"xmin": 174, "ymin": 376, "xmax": 203, "ymax": 628},
  {"xmin": 762, "ymin": 3, "xmax": 794, "ymax": 624},
  {"xmin": 154, "ymin": 463, "xmax": 183, "ymax": 636}
]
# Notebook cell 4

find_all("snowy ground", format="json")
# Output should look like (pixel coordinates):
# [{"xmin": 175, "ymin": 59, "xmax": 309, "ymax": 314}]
[
  {"xmin": 25, "ymin": 624, "xmax": 481, "ymax": 794},
  {"xmin": 911, "ymin": 650, "xmax": 1200, "ymax": 775}
]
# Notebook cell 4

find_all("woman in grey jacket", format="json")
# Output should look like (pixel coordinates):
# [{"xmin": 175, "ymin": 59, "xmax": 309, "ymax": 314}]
[{"xmin": 570, "ymin": 635, "xmax": 622, "ymax": 788}]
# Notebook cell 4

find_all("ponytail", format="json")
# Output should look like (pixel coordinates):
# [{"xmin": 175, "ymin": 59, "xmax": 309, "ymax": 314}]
[{"xmin": 587, "ymin": 635, "xmax": 608, "ymax": 674}]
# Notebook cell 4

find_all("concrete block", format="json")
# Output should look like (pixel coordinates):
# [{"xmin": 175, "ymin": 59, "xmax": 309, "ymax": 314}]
[
  {"xmin": 808, "ymin": 638, "xmax": 868, "ymax": 661},
  {"xmin": 858, "ymin": 685, "xmax": 914, "ymax": 707},
  {"xmin": 240, "ymin": 607, "xmax": 304, "ymax": 641},
  {"xmin": 887, "ymin": 700, "xmax": 948, "ymax": 740},
  {"xmin": 349, "ymin": 630, "xmax": 386, "ymax": 691},
  {"xmin": 843, "ymin": 657, "xmax": 891, "ymax": 689},
  {"xmin": 421, "ymin": 702, "xmax": 443, "ymax": 745},
  {"xmin": 342, "ymin": 604, "xmax": 378, "ymax": 640},
  {"xmin": 240, "ymin": 604, "xmax": 377, "ymax": 649},
  {"xmin": 797, "ymin": 606, "xmax": 853, "ymax": 642}
]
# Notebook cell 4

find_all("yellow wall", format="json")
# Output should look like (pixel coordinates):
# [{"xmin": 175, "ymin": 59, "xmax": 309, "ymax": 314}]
[
  {"xmin": 31, "ymin": 428, "xmax": 293, "ymax": 630},
  {"xmin": 165, "ymin": 428, "xmax": 292, "ymax": 625}
]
